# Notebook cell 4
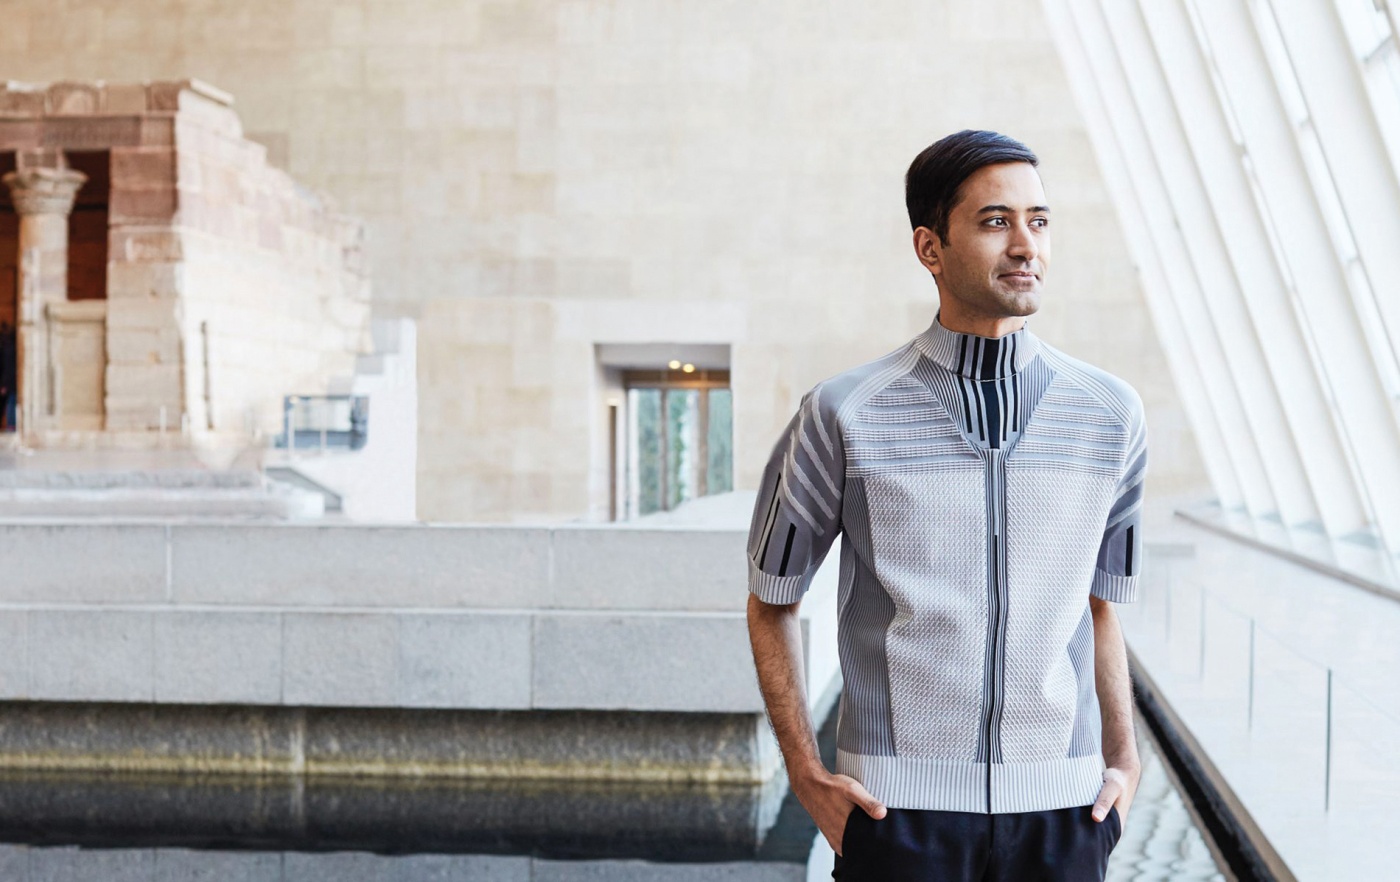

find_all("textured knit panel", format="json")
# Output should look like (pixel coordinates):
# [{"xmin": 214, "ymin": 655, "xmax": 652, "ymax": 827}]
[
  {"xmin": 866, "ymin": 467, "xmax": 988, "ymax": 761},
  {"xmin": 1000, "ymin": 464, "xmax": 1114, "ymax": 763},
  {"xmin": 1000, "ymin": 366, "xmax": 1126, "ymax": 763},
  {"xmin": 1065, "ymin": 605, "xmax": 1101, "ymax": 759},
  {"xmin": 835, "ymin": 476, "xmax": 898, "ymax": 756}
]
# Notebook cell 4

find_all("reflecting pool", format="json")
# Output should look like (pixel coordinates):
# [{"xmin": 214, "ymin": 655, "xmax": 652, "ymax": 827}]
[{"xmin": 0, "ymin": 705, "xmax": 1226, "ymax": 881}]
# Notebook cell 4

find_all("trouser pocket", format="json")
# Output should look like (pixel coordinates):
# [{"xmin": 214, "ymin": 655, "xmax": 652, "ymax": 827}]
[{"xmin": 832, "ymin": 807, "xmax": 867, "ymax": 879}]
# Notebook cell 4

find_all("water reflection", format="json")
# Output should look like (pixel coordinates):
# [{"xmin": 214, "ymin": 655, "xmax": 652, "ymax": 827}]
[
  {"xmin": 0, "ymin": 701, "xmax": 1230, "ymax": 881},
  {"xmin": 0, "ymin": 771, "xmax": 795, "ymax": 862}
]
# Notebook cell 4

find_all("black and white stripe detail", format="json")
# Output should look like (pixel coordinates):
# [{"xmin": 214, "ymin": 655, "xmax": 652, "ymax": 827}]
[{"xmin": 914, "ymin": 336, "xmax": 1042, "ymax": 451}]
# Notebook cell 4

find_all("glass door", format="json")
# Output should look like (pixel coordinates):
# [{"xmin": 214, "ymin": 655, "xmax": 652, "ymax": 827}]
[{"xmin": 624, "ymin": 370, "xmax": 731, "ymax": 517}]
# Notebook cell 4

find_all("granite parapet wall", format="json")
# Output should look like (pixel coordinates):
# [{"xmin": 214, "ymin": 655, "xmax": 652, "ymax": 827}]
[{"xmin": 0, "ymin": 520, "xmax": 843, "ymax": 782}]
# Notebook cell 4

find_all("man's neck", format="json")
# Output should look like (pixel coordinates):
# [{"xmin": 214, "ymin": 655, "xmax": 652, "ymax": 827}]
[{"xmin": 936, "ymin": 300, "xmax": 1028, "ymax": 339}]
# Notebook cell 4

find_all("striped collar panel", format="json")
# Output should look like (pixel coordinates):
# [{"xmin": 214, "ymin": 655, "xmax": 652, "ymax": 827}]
[{"xmin": 911, "ymin": 310, "xmax": 1040, "ymax": 380}]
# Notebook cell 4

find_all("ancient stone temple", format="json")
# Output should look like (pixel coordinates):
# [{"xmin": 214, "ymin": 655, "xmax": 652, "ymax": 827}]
[{"xmin": 0, "ymin": 79, "xmax": 372, "ymax": 452}]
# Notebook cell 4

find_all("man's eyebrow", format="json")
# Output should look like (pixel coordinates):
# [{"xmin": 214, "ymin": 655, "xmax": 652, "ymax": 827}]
[{"xmin": 977, "ymin": 204, "xmax": 1052, "ymax": 213}]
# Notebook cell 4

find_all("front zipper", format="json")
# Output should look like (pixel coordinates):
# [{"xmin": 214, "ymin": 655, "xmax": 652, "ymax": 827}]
[{"xmin": 980, "ymin": 448, "xmax": 1010, "ymax": 813}]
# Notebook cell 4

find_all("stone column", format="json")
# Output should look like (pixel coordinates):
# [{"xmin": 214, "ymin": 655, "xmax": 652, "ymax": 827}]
[{"xmin": 1, "ymin": 151, "xmax": 87, "ymax": 439}]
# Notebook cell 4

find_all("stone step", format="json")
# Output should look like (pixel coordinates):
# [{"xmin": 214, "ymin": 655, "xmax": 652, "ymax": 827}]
[
  {"xmin": 0, "ymin": 468, "xmax": 263, "ymax": 490},
  {"xmin": 0, "ymin": 488, "xmax": 319, "ymax": 519},
  {"xmin": 0, "ymin": 470, "xmax": 324, "ymax": 518}
]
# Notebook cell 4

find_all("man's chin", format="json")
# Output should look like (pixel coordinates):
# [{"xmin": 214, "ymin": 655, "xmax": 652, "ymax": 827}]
[
  {"xmin": 940, "ymin": 288, "xmax": 1042, "ymax": 319},
  {"xmin": 989, "ymin": 288, "xmax": 1041, "ymax": 317}
]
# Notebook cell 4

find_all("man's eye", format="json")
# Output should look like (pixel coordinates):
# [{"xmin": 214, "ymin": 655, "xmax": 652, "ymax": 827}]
[{"xmin": 987, "ymin": 217, "xmax": 1006, "ymax": 227}]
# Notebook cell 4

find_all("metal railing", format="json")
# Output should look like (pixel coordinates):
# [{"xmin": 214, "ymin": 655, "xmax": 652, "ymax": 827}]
[{"xmin": 1123, "ymin": 566, "xmax": 1400, "ymax": 820}]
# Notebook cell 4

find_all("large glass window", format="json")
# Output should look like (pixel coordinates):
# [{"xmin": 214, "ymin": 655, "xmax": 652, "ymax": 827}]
[
  {"xmin": 1251, "ymin": 0, "xmax": 1400, "ymax": 402},
  {"xmin": 624, "ymin": 369, "xmax": 731, "ymax": 517},
  {"xmin": 1182, "ymin": 0, "xmax": 1378, "ymax": 531}
]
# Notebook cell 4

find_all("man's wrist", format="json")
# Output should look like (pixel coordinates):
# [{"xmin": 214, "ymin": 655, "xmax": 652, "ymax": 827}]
[
  {"xmin": 783, "ymin": 751, "xmax": 828, "ymax": 787},
  {"xmin": 1104, "ymin": 756, "xmax": 1142, "ymax": 780}
]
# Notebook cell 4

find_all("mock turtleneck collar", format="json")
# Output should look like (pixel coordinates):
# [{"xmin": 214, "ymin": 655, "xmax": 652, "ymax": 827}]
[{"xmin": 912, "ymin": 310, "xmax": 1040, "ymax": 380}]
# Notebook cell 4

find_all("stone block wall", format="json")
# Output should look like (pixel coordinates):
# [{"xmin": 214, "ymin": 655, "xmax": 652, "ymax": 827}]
[
  {"xmin": 0, "ymin": 2, "xmax": 1210, "ymax": 518},
  {"xmin": 168, "ymin": 91, "xmax": 372, "ymax": 437},
  {"xmin": 0, "ymin": 79, "xmax": 371, "ymax": 440}
]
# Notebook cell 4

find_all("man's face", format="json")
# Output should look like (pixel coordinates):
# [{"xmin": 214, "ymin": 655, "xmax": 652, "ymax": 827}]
[{"xmin": 917, "ymin": 161, "xmax": 1050, "ymax": 318}]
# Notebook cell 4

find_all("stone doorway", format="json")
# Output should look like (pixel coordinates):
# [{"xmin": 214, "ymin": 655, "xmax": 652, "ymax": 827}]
[
  {"xmin": 0, "ymin": 148, "xmax": 109, "ymax": 438},
  {"xmin": 51, "ymin": 150, "xmax": 109, "ymax": 432}
]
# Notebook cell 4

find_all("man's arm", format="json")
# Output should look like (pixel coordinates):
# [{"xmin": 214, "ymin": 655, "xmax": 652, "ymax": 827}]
[
  {"xmin": 1089, "ymin": 594, "xmax": 1140, "ymax": 828},
  {"xmin": 747, "ymin": 593, "xmax": 885, "ymax": 856}
]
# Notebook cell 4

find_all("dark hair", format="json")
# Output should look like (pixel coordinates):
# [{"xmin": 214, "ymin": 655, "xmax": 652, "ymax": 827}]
[{"xmin": 905, "ymin": 130, "xmax": 1039, "ymax": 244}]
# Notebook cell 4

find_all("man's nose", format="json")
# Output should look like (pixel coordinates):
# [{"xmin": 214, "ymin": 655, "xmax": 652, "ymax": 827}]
[{"xmin": 1007, "ymin": 223, "xmax": 1037, "ymax": 262}]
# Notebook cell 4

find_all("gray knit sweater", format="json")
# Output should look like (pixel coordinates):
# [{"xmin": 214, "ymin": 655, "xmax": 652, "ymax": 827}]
[{"xmin": 746, "ymin": 312, "xmax": 1147, "ymax": 814}]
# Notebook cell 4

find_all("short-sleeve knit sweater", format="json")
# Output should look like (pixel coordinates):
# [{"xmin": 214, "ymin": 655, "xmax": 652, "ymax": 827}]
[{"xmin": 746, "ymin": 310, "xmax": 1147, "ymax": 814}]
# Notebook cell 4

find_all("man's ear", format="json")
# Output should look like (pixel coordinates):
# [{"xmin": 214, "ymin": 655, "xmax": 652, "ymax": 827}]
[{"xmin": 913, "ymin": 226, "xmax": 942, "ymax": 277}]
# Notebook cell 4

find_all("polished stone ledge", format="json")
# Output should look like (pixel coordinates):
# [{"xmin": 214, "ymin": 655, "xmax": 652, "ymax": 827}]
[{"xmin": 0, "ymin": 703, "xmax": 782, "ymax": 785}]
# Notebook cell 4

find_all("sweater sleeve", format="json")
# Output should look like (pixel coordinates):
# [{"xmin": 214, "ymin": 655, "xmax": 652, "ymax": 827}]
[
  {"xmin": 745, "ymin": 382, "xmax": 845, "ymax": 605},
  {"xmin": 1091, "ymin": 391, "xmax": 1147, "ymax": 603}
]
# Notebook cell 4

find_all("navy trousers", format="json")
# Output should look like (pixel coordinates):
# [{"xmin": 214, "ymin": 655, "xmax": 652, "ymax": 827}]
[{"xmin": 833, "ymin": 803, "xmax": 1122, "ymax": 881}]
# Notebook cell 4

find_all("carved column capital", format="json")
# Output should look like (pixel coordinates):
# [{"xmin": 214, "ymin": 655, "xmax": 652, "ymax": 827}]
[{"xmin": 1, "ymin": 167, "xmax": 88, "ymax": 217}]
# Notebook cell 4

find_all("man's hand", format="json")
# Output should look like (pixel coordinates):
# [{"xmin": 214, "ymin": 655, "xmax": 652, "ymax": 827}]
[
  {"xmin": 1091, "ymin": 764, "xmax": 1140, "ymax": 832},
  {"xmin": 791, "ymin": 766, "xmax": 887, "ymax": 856},
  {"xmin": 746, "ymin": 595, "xmax": 886, "ymax": 856}
]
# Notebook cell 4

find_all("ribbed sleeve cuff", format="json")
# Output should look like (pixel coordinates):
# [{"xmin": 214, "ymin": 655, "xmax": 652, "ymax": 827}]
[
  {"xmin": 748, "ymin": 557, "xmax": 810, "ymax": 605},
  {"xmin": 1090, "ymin": 569, "xmax": 1138, "ymax": 603}
]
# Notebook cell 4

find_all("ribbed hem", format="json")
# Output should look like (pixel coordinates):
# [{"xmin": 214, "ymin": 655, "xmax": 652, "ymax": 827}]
[
  {"xmin": 836, "ymin": 749, "xmax": 1107, "ymax": 814},
  {"xmin": 747, "ymin": 557, "xmax": 809, "ymax": 605},
  {"xmin": 1091, "ymin": 569, "xmax": 1138, "ymax": 603}
]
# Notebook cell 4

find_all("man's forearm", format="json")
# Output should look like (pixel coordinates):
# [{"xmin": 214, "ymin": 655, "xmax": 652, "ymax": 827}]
[
  {"xmin": 1091, "ymin": 596, "xmax": 1139, "ymax": 774},
  {"xmin": 746, "ymin": 593, "xmax": 822, "ymax": 778}
]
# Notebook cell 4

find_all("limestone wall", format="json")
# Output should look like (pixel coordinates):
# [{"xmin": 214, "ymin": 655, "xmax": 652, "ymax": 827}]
[
  {"xmin": 0, "ymin": 1, "xmax": 1211, "ymax": 519},
  {"xmin": 165, "ymin": 87, "xmax": 372, "ymax": 439}
]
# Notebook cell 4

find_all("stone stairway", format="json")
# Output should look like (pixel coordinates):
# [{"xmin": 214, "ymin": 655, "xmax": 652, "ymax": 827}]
[{"xmin": 0, "ymin": 463, "xmax": 323, "ymax": 519}]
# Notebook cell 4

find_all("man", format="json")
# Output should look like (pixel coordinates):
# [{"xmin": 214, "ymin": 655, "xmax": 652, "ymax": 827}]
[{"xmin": 745, "ymin": 129, "xmax": 1145, "ymax": 881}]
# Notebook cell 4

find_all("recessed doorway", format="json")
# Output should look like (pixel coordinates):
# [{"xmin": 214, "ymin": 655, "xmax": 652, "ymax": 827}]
[{"xmin": 624, "ymin": 367, "xmax": 732, "ymax": 517}]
